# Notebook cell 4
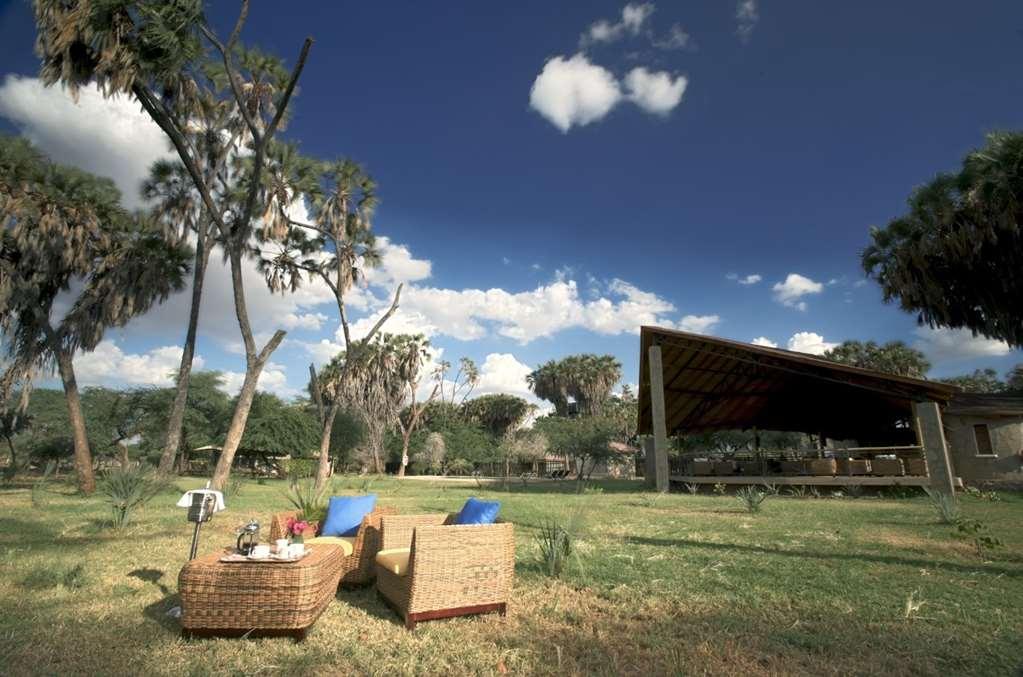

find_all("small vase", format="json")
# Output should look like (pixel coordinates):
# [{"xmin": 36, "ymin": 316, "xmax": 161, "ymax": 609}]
[{"xmin": 291, "ymin": 534, "xmax": 304, "ymax": 544}]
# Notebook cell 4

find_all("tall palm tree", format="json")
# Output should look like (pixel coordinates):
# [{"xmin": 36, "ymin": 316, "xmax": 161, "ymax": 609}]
[
  {"xmin": 528, "ymin": 355, "xmax": 622, "ymax": 417},
  {"xmin": 0, "ymin": 136, "xmax": 190, "ymax": 493},
  {"xmin": 34, "ymin": 2, "xmax": 317, "ymax": 490},
  {"xmin": 262, "ymin": 151, "xmax": 404, "ymax": 487},
  {"xmin": 143, "ymin": 90, "xmax": 241, "ymax": 475}
]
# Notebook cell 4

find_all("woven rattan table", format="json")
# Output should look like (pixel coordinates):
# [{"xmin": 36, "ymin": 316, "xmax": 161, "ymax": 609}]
[{"xmin": 178, "ymin": 544, "xmax": 346, "ymax": 640}]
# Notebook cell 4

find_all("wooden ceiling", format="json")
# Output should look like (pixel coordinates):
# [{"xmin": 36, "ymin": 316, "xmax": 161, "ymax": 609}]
[{"xmin": 637, "ymin": 326, "xmax": 958, "ymax": 441}]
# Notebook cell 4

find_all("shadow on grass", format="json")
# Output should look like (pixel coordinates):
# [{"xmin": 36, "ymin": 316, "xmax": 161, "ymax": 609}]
[
  {"xmin": 336, "ymin": 585, "xmax": 403, "ymax": 626},
  {"xmin": 627, "ymin": 535, "xmax": 1023, "ymax": 578}
]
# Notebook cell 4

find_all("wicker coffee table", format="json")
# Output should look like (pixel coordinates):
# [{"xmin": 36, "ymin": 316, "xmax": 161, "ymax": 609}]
[{"xmin": 178, "ymin": 544, "xmax": 346, "ymax": 640}]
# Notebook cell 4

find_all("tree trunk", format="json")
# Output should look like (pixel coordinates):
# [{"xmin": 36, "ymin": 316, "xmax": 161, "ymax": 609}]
[
  {"xmin": 397, "ymin": 431, "xmax": 411, "ymax": 478},
  {"xmin": 209, "ymin": 364, "xmax": 261, "ymax": 490},
  {"xmin": 6, "ymin": 436, "xmax": 15, "ymax": 469},
  {"xmin": 158, "ymin": 235, "xmax": 211, "ymax": 475},
  {"xmin": 313, "ymin": 403, "xmax": 339, "ymax": 489},
  {"xmin": 208, "ymin": 248, "xmax": 286, "ymax": 490},
  {"xmin": 117, "ymin": 442, "xmax": 130, "ymax": 468},
  {"xmin": 56, "ymin": 348, "xmax": 95, "ymax": 494}
]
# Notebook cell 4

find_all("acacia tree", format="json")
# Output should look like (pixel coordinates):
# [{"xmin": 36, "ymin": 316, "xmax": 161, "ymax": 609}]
[
  {"xmin": 863, "ymin": 132, "xmax": 1023, "ymax": 348},
  {"xmin": 34, "ymin": 0, "xmax": 318, "ymax": 489},
  {"xmin": 0, "ymin": 136, "xmax": 190, "ymax": 493},
  {"xmin": 822, "ymin": 340, "xmax": 931, "ymax": 378}
]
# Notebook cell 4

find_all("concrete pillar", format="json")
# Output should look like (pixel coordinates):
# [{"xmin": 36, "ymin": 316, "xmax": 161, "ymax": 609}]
[
  {"xmin": 643, "ymin": 436, "xmax": 656, "ymax": 489},
  {"xmin": 912, "ymin": 401, "xmax": 956, "ymax": 495},
  {"xmin": 648, "ymin": 344, "xmax": 670, "ymax": 493}
]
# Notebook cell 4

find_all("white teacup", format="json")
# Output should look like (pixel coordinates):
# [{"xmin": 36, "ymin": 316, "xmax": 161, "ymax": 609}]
[
  {"xmin": 289, "ymin": 543, "xmax": 306, "ymax": 558},
  {"xmin": 274, "ymin": 538, "xmax": 289, "ymax": 554},
  {"xmin": 250, "ymin": 544, "xmax": 271, "ymax": 559}
]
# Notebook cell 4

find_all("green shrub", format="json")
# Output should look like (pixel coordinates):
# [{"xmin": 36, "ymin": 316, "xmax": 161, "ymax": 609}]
[
  {"xmin": 536, "ymin": 519, "xmax": 572, "ymax": 578},
  {"xmin": 713, "ymin": 483, "xmax": 727, "ymax": 496},
  {"xmin": 684, "ymin": 482, "xmax": 700, "ymax": 495},
  {"xmin": 736, "ymin": 486, "xmax": 767, "ymax": 514},
  {"xmin": 284, "ymin": 478, "xmax": 328, "ymax": 524},
  {"xmin": 285, "ymin": 457, "xmax": 317, "ymax": 480},
  {"xmin": 925, "ymin": 488, "xmax": 960, "ymax": 524},
  {"xmin": 955, "ymin": 517, "xmax": 1003, "ymax": 559},
  {"xmin": 98, "ymin": 465, "xmax": 167, "ymax": 528},
  {"xmin": 446, "ymin": 458, "xmax": 473, "ymax": 476},
  {"xmin": 760, "ymin": 483, "xmax": 780, "ymax": 496},
  {"xmin": 786, "ymin": 485, "xmax": 808, "ymax": 498}
]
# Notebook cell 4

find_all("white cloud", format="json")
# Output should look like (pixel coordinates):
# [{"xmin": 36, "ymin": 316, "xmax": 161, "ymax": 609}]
[
  {"xmin": 0, "ymin": 76, "xmax": 171, "ymax": 209},
  {"xmin": 74, "ymin": 342, "xmax": 203, "ymax": 387},
  {"xmin": 751, "ymin": 336, "xmax": 778, "ymax": 348},
  {"xmin": 772, "ymin": 273, "xmax": 824, "ymax": 311},
  {"xmin": 393, "ymin": 277, "xmax": 683, "ymax": 344},
  {"xmin": 219, "ymin": 362, "xmax": 294, "ymax": 398},
  {"xmin": 581, "ymin": 3, "xmax": 655, "ymax": 46},
  {"xmin": 913, "ymin": 327, "xmax": 1012, "ymax": 363},
  {"xmin": 727, "ymin": 273, "xmax": 762, "ymax": 285},
  {"xmin": 676, "ymin": 314, "xmax": 721, "ymax": 334},
  {"xmin": 786, "ymin": 332, "xmax": 837, "ymax": 356},
  {"xmin": 736, "ymin": 0, "xmax": 759, "ymax": 43},
  {"xmin": 653, "ymin": 23, "xmax": 694, "ymax": 51},
  {"xmin": 624, "ymin": 67, "xmax": 688, "ymax": 115},
  {"xmin": 360, "ymin": 236, "xmax": 432, "ymax": 288},
  {"xmin": 529, "ymin": 54, "xmax": 623, "ymax": 132},
  {"xmin": 281, "ymin": 312, "xmax": 328, "ymax": 331},
  {"xmin": 474, "ymin": 353, "xmax": 535, "ymax": 400}
]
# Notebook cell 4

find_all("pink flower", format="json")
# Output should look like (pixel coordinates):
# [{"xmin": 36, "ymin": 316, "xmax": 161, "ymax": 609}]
[{"xmin": 285, "ymin": 517, "xmax": 310, "ymax": 536}]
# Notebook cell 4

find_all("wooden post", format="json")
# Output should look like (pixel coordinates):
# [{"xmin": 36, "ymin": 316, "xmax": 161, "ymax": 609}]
[
  {"xmin": 648, "ymin": 344, "xmax": 670, "ymax": 493},
  {"xmin": 912, "ymin": 401, "xmax": 956, "ymax": 495}
]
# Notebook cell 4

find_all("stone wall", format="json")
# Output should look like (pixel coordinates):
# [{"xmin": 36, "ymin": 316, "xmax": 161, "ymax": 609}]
[{"xmin": 944, "ymin": 414, "xmax": 1023, "ymax": 481}]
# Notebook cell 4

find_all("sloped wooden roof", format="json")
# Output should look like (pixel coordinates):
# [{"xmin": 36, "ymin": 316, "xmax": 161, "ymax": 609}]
[
  {"xmin": 637, "ymin": 326, "xmax": 958, "ymax": 440},
  {"xmin": 945, "ymin": 392, "xmax": 1023, "ymax": 418}
]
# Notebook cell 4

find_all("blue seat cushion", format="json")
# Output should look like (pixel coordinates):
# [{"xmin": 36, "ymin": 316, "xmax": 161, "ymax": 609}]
[
  {"xmin": 454, "ymin": 497, "xmax": 500, "ymax": 525},
  {"xmin": 320, "ymin": 494, "xmax": 377, "ymax": 537}
]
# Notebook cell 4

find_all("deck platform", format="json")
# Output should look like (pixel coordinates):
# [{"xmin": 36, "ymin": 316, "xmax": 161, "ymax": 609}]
[{"xmin": 670, "ymin": 475, "xmax": 963, "ymax": 488}]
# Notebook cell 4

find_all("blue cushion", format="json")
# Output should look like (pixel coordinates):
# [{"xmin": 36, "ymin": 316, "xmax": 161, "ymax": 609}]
[
  {"xmin": 454, "ymin": 497, "xmax": 500, "ymax": 525},
  {"xmin": 320, "ymin": 494, "xmax": 377, "ymax": 537}
]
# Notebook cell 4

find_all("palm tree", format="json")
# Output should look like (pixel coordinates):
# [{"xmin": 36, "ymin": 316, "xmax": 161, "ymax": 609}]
[
  {"xmin": 0, "ymin": 136, "xmax": 191, "ymax": 493},
  {"xmin": 34, "ymin": 2, "xmax": 317, "ymax": 490},
  {"xmin": 863, "ymin": 132, "xmax": 1023, "ymax": 347},
  {"xmin": 262, "ymin": 152, "xmax": 404, "ymax": 487},
  {"xmin": 528, "ymin": 355, "xmax": 622, "ymax": 417},
  {"xmin": 144, "ymin": 89, "xmax": 241, "ymax": 475}
]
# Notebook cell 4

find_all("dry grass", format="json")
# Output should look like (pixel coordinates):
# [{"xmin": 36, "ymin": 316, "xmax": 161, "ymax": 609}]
[{"xmin": 0, "ymin": 476, "xmax": 1020, "ymax": 676}]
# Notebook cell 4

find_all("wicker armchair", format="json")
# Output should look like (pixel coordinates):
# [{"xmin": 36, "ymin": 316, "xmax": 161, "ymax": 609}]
[
  {"xmin": 374, "ymin": 513, "xmax": 515, "ymax": 630},
  {"xmin": 269, "ymin": 504, "xmax": 396, "ymax": 586}
]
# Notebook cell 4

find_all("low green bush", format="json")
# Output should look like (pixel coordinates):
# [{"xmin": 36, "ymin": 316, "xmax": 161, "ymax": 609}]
[{"xmin": 98, "ymin": 465, "xmax": 167, "ymax": 528}]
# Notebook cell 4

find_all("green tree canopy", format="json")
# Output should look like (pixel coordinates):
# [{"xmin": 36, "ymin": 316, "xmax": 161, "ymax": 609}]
[
  {"xmin": 461, "ymin": 394, "xmax": 534, "ymax": 438},
  {"xmin": 862, "ymin": 131, "xmax": 1023, "ymax": 348},
  {"xmin": 237, "ymin": 392, "xmax": 320, "ymax": 457},
  {"xmin": 821, "ymin": 340, "xmax": 931, "ymax": 378},
  {"xmin": 939, "ymin": 368, "xmax": 1007, "ymax": 394},
  {"xmin": 527, "ymin": 354, "xmax": 622, "ymax": 416}
]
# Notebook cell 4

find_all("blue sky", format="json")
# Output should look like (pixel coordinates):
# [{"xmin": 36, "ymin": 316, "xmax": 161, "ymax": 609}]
[{"xmin": 2, "ymin": 0, "xmax": 1022, "ymax": 403}]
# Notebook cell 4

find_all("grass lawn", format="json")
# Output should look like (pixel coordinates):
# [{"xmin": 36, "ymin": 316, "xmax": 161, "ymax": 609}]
[{"xmin": 0, "ymin": 476, "xmax": 1020, "ymax": 676}]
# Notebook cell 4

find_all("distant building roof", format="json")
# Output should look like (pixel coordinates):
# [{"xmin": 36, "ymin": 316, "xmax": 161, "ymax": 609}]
[{"xmin": 945, "ymin": 392, "xmax": 1023, "ymax": 418}]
